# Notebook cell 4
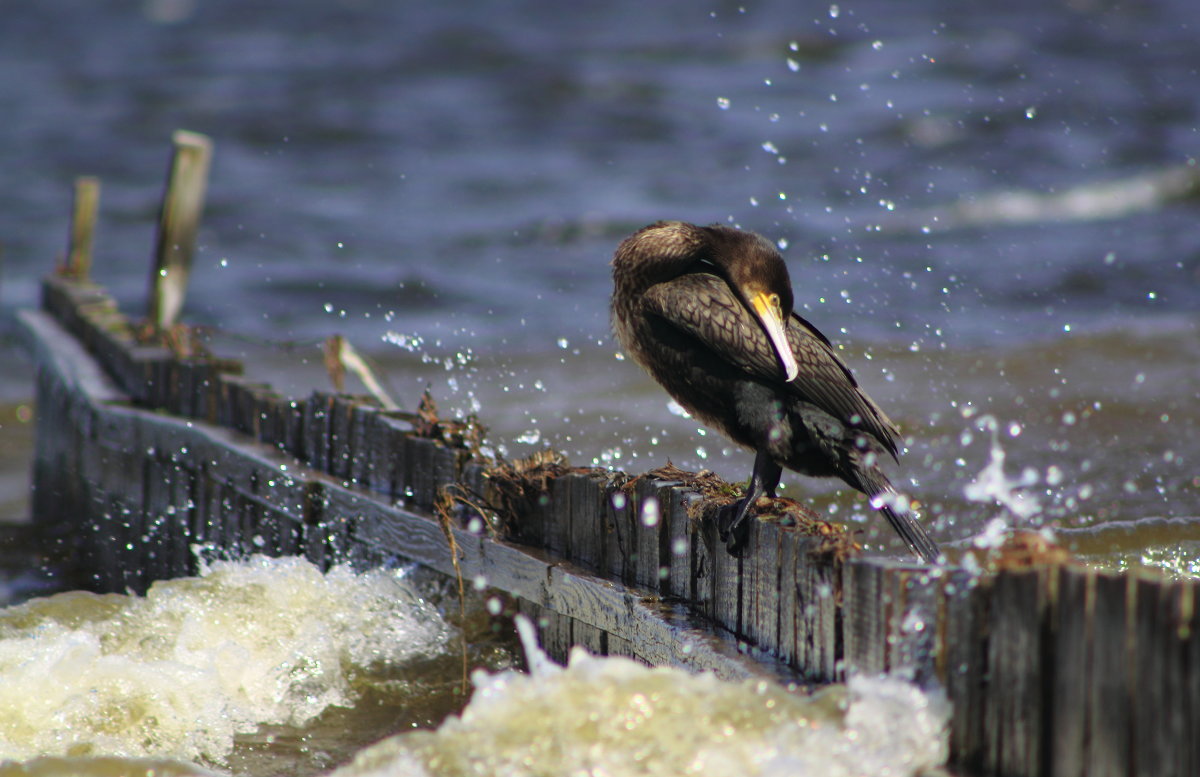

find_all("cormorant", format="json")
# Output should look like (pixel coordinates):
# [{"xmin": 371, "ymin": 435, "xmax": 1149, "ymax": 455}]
[{"xmin": 611, "ymin": 220, "xmax": 940, "ymax": 564}]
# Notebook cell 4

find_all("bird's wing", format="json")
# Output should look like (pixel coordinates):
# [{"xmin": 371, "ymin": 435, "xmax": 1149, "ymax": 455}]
[
  {"xmin": 786, "ymin": 314, "xmax": 902, "ymax": 458},
  {"xmin": 642, "ymin": 274, "xmax": 901, "ymax": 456},
  {"xmin": 642, "ymin": 274, "xmax": 784, "ymax": 377}
]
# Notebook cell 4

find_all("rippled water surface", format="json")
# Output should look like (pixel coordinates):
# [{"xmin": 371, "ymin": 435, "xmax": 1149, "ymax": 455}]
[{"xmin": 1, "ymin": 0, "xmax": 1199, "ymax": 773}]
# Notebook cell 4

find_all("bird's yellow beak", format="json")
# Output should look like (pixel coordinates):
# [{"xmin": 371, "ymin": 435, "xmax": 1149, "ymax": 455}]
[{"xmin": 752, "ymin": 291, "xmax": 799, "ymax": 382}]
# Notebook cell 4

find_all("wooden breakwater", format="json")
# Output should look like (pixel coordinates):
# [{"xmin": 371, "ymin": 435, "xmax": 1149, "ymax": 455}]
[{"xmin": 20, "ymin": 135, "xmax": 1200, "ymax": 777}]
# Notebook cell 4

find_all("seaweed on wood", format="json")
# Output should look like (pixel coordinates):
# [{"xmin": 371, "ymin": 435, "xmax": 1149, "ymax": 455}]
[{"xmin": 633, "ymin": 461, "xmax": 860, "ymax": 562}]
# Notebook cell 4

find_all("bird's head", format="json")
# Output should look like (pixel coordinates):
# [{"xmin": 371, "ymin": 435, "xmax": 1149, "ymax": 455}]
[{"xmin": 700, "ymin": 226, "xmax": 800, "ymax": 382}]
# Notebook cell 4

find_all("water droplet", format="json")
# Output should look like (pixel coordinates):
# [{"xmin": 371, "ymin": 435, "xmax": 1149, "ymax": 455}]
[
  {"xmin": 716, "ymin": 96, "xmax": 731, "ymax": 110},
  {"xmin": 516, "ymin": 429, "xmax": 541, "ymax": 445},
  {"xmin": 640, "ymin": 498, "xmax": 660, "ymax": 527},
  {"xmin": 828, "ymin": 4, "xmax": 840, "ymax": 18},
  {"xmin": 667, "ymin": 400, "xmax": 691, "ymax": 419}
]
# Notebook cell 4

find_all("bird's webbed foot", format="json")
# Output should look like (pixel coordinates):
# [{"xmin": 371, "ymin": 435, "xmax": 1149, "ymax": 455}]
[
  {"xmin": 717, "ymin": 497, "xmax": 754, "ymax": 556},
  {"xmin": 715, "ymin": 450, "xmax": 782, "ymax": 557}
]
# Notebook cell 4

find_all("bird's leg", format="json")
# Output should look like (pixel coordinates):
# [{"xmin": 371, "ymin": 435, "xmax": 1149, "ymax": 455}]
[{"xmin": 717, "ymin": 450, "xmax": 783, "ymax": 555}]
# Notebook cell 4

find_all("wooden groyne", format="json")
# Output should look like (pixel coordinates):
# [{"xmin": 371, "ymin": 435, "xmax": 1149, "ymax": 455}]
[{"xmin": 20, "ymin": 135, "xmax": 1200, "ymax": 777}]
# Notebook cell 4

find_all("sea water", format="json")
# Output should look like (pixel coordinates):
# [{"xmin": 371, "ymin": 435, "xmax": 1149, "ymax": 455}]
[{"xmin": 0, "ymin": 559, "xmax": 948, "ymax": 777}]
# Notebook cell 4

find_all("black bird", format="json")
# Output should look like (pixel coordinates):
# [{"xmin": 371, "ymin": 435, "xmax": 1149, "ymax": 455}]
[{"xmin": 610, "ymin": 220, "xmax": 940, "ymax": 563}]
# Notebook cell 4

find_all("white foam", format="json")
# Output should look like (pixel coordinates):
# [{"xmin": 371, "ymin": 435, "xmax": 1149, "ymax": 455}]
[
  {"xmin": 0, "ymin": 555, "xmax": 451, "ymax": 765},
  {"xmin": 333, "ymin": 619, "xmax": 949, "ymax": 777}
]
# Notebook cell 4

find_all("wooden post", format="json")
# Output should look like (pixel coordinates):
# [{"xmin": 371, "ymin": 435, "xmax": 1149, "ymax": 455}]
[
  {"xmin": 148, "ymin": 130, "xmax": 212, "ymax": 331},
  {"xmin": 66, "ymin": 176, "xmax": 100, "ymax": 279}
]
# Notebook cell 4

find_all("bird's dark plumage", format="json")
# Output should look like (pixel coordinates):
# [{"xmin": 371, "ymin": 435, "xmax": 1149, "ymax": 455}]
[{"xmin": 611, "ymin": 220, "xmax": 940, "ymax": 564}]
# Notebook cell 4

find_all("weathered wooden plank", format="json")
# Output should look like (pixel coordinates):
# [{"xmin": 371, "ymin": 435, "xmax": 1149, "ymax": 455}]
[
  {"xmin": 943, "ymin": 568, "xmax": 989, "ymax": 772},
  {"xmin": 985, "ymin": 568, "xmax": 1054, "ymax": 777},
  {"xmin": 218, "ymin": 374, "xmax": 255, "ymax": 436},
  {"xmin": 525, "ymin": 468, "xmax": 562, "ymax": 558},
  {"xmin": 1050, "ymin": 565, "xmax": 1093, "ymax": 777},
  {"xmin": 630, "ymin": 479, "xmax": 664, "ymax": 591},
  {"xmin": 533, "ymin": 603, "xmax": 574, "ymax": 664},
  {"xmin": 890, "ymin": 563, "xmax": 939, "ymax": 687},
  {"xmin": 304, "ymin": 391, "xmax": 334, "ymax": 474},
  {"xmin": 140, "ymin": 453, "xmax": 172, "ymax": 584},
  {"xmin": 776, "ymin": 528, "xmax": 801, "ymax": 672},
  {"xmin": 365, "ymin": 413, "xmax": 410, "ymax": 499},
  {"xmin": 402, "ymin": 435, "xmax": 456, "ymax": 511},
  {"xmin": 1188, "ymin": 582, "xmax": 1200, "ymax": 777},
  {"xmin": 711, "ymin": 522, "xmax": 743, "ymax": 639},
  {"xmin": 743, "ymin": 517, "xmax": 781, "ymax": 656},
  {"xmin": 251, "ymin": 388, "xmax": 286, "ymax": 451},
  {"xmin": 603, "ymin": 483, "xmax": 632, "ymax": 584},
  {"xmin": 278, "ymin": 395, "xmax": 307, "ymax": 461},
  {"xmin": 66, "ymin": 176, "xmax": 100, "ymax": 279},
  {"xmin": 607, "ymin": 633, "xmax": 636, "ymax": 659},
  {"xmin": 565, "ymin": 472, "xmax": 605, "ymax": 574},
  {"xmin": 570, "ymin": 617, "xmax": 607, "ymax": 657},
  {"xmin": 148, "ymin": 130, "xmax": 212, "ymax": 331},
  {"xmin": 195, "ymin": 465, "xmax": 223, "ymax": 550},
  {"xmin": 348, "ymin": 402, "xmax": 377, "ymax": 489},
  {"xmin": 1132, "ymin": 575, "xmax": 1189, "ymax": 777},
  {"xmin": 689, "ymin": 499, "xmax": 717, "ymax": 620},
  {"xmin": 1087, "ymin": 571, "xmax": 1133, "ymax": 777},
  {"xmin": 843, "ymin": 558, "xmax": 887, "ymax": 675},
  {"xmin": 662, "ymin": 486, "xmax": 692, "ymax": 601},
  {"xmin": 794, "ymin": 539, "xmax": 841, "ymax": 681},
  {"xmin": 195, "ymin": 359, "xmax": 238, "ymax": 426},
  {"xmin": 328, "ymin": 394, "xmax": 356, "ymax": 481}
]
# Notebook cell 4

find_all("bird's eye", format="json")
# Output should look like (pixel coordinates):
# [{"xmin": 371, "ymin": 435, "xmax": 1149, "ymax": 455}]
[{"xmin": 768, "ymin": 293, "xmax": 780, "ymax": 308}]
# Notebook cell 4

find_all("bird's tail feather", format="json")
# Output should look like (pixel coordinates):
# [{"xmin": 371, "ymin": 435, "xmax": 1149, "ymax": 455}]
[
  {"xmin": 879, "ymin": 501, "xmax": 941, "ymax": 565},
  {"xmin": 850, "ymin": 468, "xmax": 941, "ymax": 564}
]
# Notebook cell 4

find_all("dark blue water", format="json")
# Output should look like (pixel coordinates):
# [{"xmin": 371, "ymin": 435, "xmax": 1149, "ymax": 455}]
[{"xmin": 2, "ymin": 0, "xmax": 1199, "ymax": 556}]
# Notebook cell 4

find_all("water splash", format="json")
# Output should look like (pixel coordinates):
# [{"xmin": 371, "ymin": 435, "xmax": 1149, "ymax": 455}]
[
  {"xmin": 0, "ymin": 556, "xmax": 450, "ymax": 765},
  {"xmin": 962, "ymin": 414, "xmax": 1041, "ymax": 531},
  {"xmin": 333, "ymin": 620, "xmax": 949, "ymax": 777}
]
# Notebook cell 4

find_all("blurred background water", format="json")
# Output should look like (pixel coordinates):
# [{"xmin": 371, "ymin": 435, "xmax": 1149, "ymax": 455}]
[{"xmin": 1, "ymin": 0, "xmax": 1199, "ymax": 773}]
